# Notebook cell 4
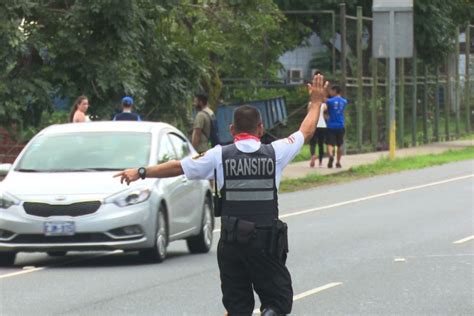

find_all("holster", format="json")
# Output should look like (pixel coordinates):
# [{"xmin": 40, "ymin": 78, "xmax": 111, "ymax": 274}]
[
  {"xmin": 220, "ymin": 216, "xmax": 256, "ymax": 245},
  {"xmin": 213, "ymin": 170, "xmax": 222, "ymax": 217},
  {"xmin": 213, "ymin": 195, "xmax": 222, "ymax": 217},
  {"xmin": 269, "ymin": 219, "xmax": 289, "ymax": 261}
]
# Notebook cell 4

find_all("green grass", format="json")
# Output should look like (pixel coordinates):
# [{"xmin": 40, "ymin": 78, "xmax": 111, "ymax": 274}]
[
  {"xmin": 280, "ymin": 146, "xmax": 474, "ymax": 192},
  {"xmin": 459, "ymin": 133, "xmax": 474, "ymax": 141},
  {"xmin": 293, "ymin": 145, "xmax": 312, "ymax": 162}
]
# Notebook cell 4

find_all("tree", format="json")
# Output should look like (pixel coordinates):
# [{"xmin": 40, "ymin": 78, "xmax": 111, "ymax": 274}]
[
  {"xmin": 414, "ymin": 0, "xmax": 473, "ymax": 64},
  {"xmin": 0, "ymin": 0, "xmax": 295, "ymax": 134},
  {"xmin": 274, "ymin": 0, "xmax": 473, "ymax": 67},
  {"xmin": 0, "ymin": 0, "xmax": 202, "ymax": 132},
  {"xmin": 167, "ymin": 0, "xmax": 290, "ymax": 109}
]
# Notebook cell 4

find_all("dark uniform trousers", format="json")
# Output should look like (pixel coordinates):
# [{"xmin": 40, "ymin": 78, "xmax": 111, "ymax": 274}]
[
  {"xmin": 218, "ymin": 143, "xmax": 293, "ymax": 315},
  {"xmin": 217, "ymin": 236, "xmax": 293, "ymax": 315}
]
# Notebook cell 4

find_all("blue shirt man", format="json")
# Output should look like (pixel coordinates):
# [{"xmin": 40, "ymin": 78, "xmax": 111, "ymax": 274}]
[
  {"xmin": 326, "ymin": 94, "xmax": 347, "ymax": 129},
  {"xmin": 113, "ymin": 96, "xmax": 142, "ymax": 121},
  {"xmin": 325, "ymin": 85, "xmax": 347, "ymax": 169}
]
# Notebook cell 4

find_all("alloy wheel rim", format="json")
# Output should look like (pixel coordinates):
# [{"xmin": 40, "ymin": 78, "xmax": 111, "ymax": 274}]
[
  {"xmin": 156, "ymin": 213, "xmax": 166, "ymax": 257},
  {"xmin": 203, "ymin": 203, "xmax": 213, "ymax": 247}
]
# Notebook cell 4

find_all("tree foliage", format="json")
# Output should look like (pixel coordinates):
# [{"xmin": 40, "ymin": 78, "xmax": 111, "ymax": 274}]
[
  {"xmin": 414, "ymin": 0, "xmax": 473, "ymax": 64},
  {"xmin": 275, "ymin": 0, "xmax": 473, "ymax": 66},
  {"xmin": 0, "ymin": 0, "xmax": 291, "ymax": 133},
  {"xmin": 0, "ymin": 0, "xmax": 203, "ymax": 130},
  {"xmin": 1, "ymin": 0, "xmax": 471, "ymax": 136}
]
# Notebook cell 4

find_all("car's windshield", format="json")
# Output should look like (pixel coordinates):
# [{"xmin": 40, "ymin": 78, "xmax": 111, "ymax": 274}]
[{"xmin": 16, "ymin": 132, "xmax": 151, "ymax": 172}]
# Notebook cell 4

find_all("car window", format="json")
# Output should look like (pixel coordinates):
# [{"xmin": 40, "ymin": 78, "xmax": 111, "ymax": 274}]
[
  {"xmin": 16, "ymin": 132, "xmax": 151, "ymax": 172},
  {"xmin": 168, "ymin": 133, "xmax": 191, "ymax": 159},
  {"xmin": 157, "ymin": 134, "xmax": 176, "ymax": 163}
]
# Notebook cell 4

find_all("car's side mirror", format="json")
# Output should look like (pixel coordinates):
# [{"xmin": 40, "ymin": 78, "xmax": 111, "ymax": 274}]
[{"xmin": 0, "ymin": 164, "xmax": 12, "ymax": 176}]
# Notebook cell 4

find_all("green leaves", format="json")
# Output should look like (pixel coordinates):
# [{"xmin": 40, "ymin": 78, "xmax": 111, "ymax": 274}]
[
  {"xmin": 0, "ymin": 0, "xmax": 293, "ymax": 134},
  {"xmin": 414, "ymin": 0, "xmax": 472, "ymax": 65},
  {"xmin": 13, "ymin": 0, "xmax": 470, "ymax": 138}
]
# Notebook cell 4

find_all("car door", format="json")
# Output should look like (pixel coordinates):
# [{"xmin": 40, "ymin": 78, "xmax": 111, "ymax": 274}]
[
  {"xmin": 156, "ymin": 132, "xmax": 189, "ymax": 237},
  {"xmin": 168, "ymin": 133, "xmax": 202, "ymax": 233}
]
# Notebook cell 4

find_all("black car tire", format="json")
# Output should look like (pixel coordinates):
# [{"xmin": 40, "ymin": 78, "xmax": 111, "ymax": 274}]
[
  {"xmin": 47, "ymin": 251, "xmax": 67, "ymax": 257},
  {"xmin": 0, "ymin": 252, "xmax": 16, "ymax": 266},
  {"xmin": 187, "ymin": 195, "xmax": 214, "ymax": 254},
  {"xmin": 139, "ymin": 205, "xmax": 168, "ymax": 263}
]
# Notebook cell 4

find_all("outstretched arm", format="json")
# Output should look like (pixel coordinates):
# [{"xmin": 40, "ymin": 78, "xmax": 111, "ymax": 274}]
[{"xmin": 114, "ymin": 160, "xmax": 184, "ymax": 185}]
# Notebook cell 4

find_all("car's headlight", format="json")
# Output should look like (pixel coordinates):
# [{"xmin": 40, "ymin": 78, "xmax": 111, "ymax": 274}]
[
  {"xmin": 105, "ymin": 187, "xmax": 151, "ymax": 207},
  {"xmin": 0, "ymin": 191, "xmax": 20, "ymax": 209}
]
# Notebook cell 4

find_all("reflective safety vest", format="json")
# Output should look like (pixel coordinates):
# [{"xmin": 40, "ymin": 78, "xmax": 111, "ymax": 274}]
[{"xmin": 220, "ymin": 143, "xmax": 278, "ymax": 226}]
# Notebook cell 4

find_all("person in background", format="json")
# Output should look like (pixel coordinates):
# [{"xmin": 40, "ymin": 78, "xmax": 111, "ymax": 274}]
[
  {"xmin": 192, "ymin": 94, "xmax": 214, "ymax": 153},
  {"xmin": 309, "ymin": 101, "xmax": 327, "ymax": 167},
  {"xmin": 113, "ymin": 96, "xmax": 142, "ymax": 121},
  {"xmin": 325, "ymin": 85, "xmax": 348, "ymax": 168},
  {"xmin": 69, "ymin": 95, "xmax": 90, "ymax": 123}
]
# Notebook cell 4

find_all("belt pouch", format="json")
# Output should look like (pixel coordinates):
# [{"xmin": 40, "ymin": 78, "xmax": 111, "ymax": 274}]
[{"xmin": 221, "ymin": 216, "xmax": 238, "ymax": 242}]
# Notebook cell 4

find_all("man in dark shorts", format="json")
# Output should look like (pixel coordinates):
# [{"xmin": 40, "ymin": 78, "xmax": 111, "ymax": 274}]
[{"xmin": 326, "ymin": 85, "xmax": 347, "ymax": 168}]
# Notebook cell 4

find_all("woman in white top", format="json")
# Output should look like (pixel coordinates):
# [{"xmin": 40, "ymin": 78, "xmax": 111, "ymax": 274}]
[
  {"xmin": 309, "ymin": 102, "xmax": 327, "ymax": 167},
  {"xmin": 69, "ymin": 95, "xmax": 90, "ymax": 123}
]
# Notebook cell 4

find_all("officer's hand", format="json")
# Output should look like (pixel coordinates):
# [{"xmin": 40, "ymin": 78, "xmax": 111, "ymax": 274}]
[
  {"xmin": 114, "ymin": 169, "xmax": 140, "ymax": 185},
  {"xmin": 307, "ymin": 74, "xmax": 328, "ymax": 104}
]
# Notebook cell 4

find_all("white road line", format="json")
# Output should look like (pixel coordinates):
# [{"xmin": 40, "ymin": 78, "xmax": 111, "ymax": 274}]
[
  {"xmin": 213, "ymin": 174, "xmax": 473, "ymax": 233},
  {"xmin": 0, "ymin": 266, "xmax": 45, "ymax": 279},
  {"xmin": 0, "ymin": 250, "xmax": 122, "ymax": 280},
  {"xmin": 252, "ymin": 282, "xmax": 343, "ymax": 314},
  {"xmin": 453, "ymin": 235, "xmax": 474, "ymax": 244},
  {"xmin": 280, "ymin": 174, "xmax": 473, "ymax": 219},
  {"xmin": 293, "ymin": 282, "xmax": 343, "ymax": 300}
]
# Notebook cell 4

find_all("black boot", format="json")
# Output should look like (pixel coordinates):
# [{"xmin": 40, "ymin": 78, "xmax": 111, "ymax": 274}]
[{"xmin": 261, "ymin": 307, "xmax": 285, "ymax": 316}]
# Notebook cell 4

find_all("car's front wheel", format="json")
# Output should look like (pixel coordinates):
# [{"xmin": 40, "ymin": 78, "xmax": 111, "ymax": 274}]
[
  {"xmin": 187, "ymin": 195, "xmax": 214, "ymax": 254},
  {"xmin": 139, "ymin": 205, "xmax": 168, "ymax": 263},
  {"xmin": 0, "ymin": 252, "xmax": 16, "ymax": 266}
]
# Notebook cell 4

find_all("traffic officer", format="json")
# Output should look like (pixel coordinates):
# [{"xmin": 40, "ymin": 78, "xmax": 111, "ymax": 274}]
[{"xmin": 115, "ymin": 74, "xmax": 328, "ymax": 315}]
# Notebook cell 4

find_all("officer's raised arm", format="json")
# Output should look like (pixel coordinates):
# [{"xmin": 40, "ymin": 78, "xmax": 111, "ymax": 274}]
[{"xmin": 299, "ymin": 74, "xmax": 329, "ymax": 143}]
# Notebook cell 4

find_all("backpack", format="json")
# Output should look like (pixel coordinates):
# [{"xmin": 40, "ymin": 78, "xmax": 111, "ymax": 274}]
[{"xmin": 202, "ymin": 110, "xmax": 220, "ymax": 147}]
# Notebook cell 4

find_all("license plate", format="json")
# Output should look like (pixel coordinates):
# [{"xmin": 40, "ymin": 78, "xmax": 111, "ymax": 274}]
[{"xmin": 44, "ymin": 222, "xmax": 75, "ymax": 236}]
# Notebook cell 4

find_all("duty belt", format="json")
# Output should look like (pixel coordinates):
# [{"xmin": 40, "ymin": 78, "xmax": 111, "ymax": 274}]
[{"xmin": 220, "ymin": 216, "xmax": 289, "ymax": 259}]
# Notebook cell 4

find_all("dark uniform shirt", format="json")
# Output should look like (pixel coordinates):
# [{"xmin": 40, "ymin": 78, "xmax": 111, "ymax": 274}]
[{"xmin": 113, "ymin": 112, "xmax": 142, "ymax": 121}]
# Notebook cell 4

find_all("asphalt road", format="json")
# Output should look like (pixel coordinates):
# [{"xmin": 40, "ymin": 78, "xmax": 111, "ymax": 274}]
[{"xmin": 1, "ymin": 160, "xmax": 473, "ymax": 315}]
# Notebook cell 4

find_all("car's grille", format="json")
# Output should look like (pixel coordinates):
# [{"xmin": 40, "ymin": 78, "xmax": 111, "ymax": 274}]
[
  {"xmin": 9, "ymin": 233, "xmax": 113, "ymax": 244},
  {"xmin": 23, "ymin": 201, "xmax": 101, "ymax": 217}
]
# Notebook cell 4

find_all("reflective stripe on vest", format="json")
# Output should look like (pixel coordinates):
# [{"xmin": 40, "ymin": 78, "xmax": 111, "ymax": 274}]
[
  {"xmin": 226, "ymin": 190, "xmax": 274, "ymax": 201},
  {"xmin": 225, "ymin": 179, "xmax": 274, "ymax": 190}
]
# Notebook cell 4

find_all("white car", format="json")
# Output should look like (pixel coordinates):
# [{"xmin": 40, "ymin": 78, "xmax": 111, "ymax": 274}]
[{"xmin": 0, "ymin": 122, "xmax": 214, "ymax": 266}]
